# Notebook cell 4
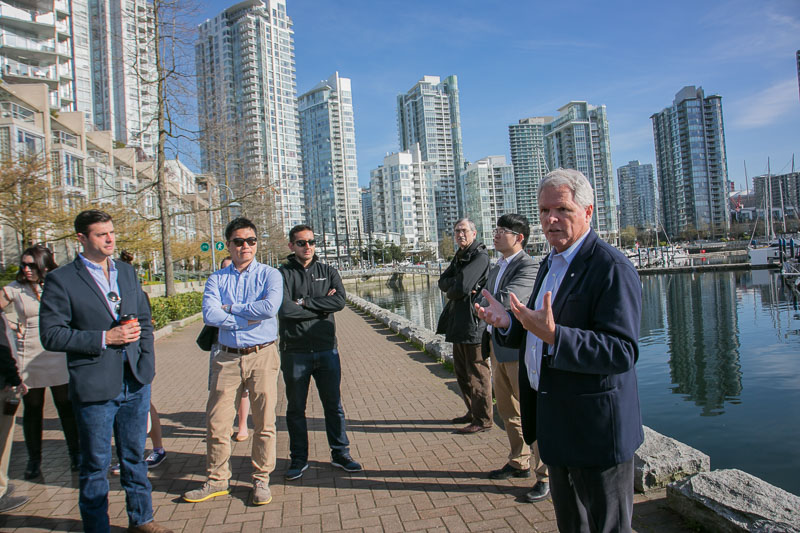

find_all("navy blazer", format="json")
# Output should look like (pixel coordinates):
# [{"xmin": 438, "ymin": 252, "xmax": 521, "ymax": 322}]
[
  {"xmin": 39, "ymin": 257, "xmax": 155, "ymax": 403},
  {"xmin": 497, "ymin": 229, "xmax": 643, "ymax": 468}
]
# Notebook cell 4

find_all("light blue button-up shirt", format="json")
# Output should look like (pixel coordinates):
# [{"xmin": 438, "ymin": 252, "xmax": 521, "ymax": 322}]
[
  {"xmin": 79, "ymin": 254, "xmax": 120, "ymax": 352},
  {"xmin": 524, "ymin": 229, "xmax": 590, "ymax": 390},
  {"xmin": 202, "ymin": 260, "xmax": 283, "ymax": 349}
]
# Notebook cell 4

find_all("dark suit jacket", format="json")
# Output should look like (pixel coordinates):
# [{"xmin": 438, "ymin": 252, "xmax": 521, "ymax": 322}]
[
  {"xmin": 497, "ymin": 229, "xmax": 643, "ymax": 468},
  {"xmin": 39, "ymin": 257, "xmax": 155, "ymax": 403},
  {"xmin": 479, "ymin": 251, "xmax": 538, "ymax": 363},
  {"xmin": 436, "ymin": 241, "xmax": 489, "ymax": 344}
]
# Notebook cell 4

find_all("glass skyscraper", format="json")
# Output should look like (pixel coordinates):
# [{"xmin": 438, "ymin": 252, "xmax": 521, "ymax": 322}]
[
  {"xmin": 544, "ymin": 102, "xmax": 617, "ymax": 241},
  {"xmin": 195, "ymin": 0, "xmax": 304, "ymax": 235},
  {"xmin": 508, "ymin": 117, "xmax": 552, "ymax": 244},
  {"xmin": 89, "ymin": 0, "xmax": 158, "ymax": 157},
  {"xmin": 298, "ymin": 72, "xmax": 361, "ymax": 240},
  {"xmin": 651, "ymin": 86, "xmax": 730, "ymax": 239},
  {"xmin": 617, "ymin": 160, "xmax": 657, "ymax": 230},
  {"xmin": 396, "ymin": 75, "xmax": 464, "ymax": 237}
]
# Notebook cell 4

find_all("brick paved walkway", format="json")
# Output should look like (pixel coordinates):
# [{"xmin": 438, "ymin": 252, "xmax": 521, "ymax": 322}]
[{"xmin": 0, "ymin": 307, "xmax": 691, "ymax": 532}]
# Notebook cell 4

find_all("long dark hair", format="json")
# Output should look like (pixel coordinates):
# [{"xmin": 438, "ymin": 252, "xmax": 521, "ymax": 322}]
[{"xmin": 16, "ymin": 244, "xmax": 58, "ymax": 285}]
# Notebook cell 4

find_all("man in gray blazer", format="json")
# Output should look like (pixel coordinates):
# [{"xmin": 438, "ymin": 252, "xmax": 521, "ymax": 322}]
[{"xmin": 479, "ymin": 214, "xmax": 549, "ymax": 502}]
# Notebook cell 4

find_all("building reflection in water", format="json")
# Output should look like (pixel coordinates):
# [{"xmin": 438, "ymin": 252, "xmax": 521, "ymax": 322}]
[{"xmin": 662, "ymin": 272, "xmax": 742, "ymax": 416}]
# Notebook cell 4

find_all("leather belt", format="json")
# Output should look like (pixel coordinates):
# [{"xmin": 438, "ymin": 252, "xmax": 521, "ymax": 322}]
[{"xmin": 219, "ymin": 341, "xmax": 274, "ymax": 355}]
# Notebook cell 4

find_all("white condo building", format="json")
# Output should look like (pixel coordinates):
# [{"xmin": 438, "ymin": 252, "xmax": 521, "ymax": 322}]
[
  {"xmin": 195, "ymin": 0, "xmax": 304, "ymax": 235},
  {"xmin": 369, "ymin": 145, "xmax": 437, "ymax": 249},
  {"xmin": 397, "ymin": 75, "xmax": 464, "ymax": 237},
  {"xmin": 462, "ymin": 156, "xmax": 516, "ymax": 248},
  {"xmin": 89, "ymin": 0, "xmax": 158, "ymax": 157},
  {"xmin": 1, "ymin": 0, "xmax": 158, "ymax": 156},
  {"xmin": 0, "ymin": 0, "xmax": 89, "ymax": 112},
  {"xmin": 298, "ymin": 72, "xmax": 361, "ymax": 239}
]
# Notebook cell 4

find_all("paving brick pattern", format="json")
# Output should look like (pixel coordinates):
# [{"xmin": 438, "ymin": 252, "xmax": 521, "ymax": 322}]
[{"xmin": 0, "ymin": 307, "xmax": 692, "ymax": 532}]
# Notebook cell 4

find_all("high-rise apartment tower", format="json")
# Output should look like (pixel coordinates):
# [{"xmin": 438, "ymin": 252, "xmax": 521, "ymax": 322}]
[
  {"xmin": 544, "ymin": 102, "xmax": 617, "ymax": 241},
  {"xmin": 0, "ymin": 0, "xmax": 90, "ymax": 113},
  {"xmin": 396, "ymin": 75, "xmax": 464, "ymax": 237},
  {"xmin": 298, "ymin": 72, "xmax": 361, "ymax": 240},
  {"xmin": 195, "ymin": 0, "xmax": 304, "ymax": 235},
  {"xmin": 369, "ymin": 145, "xmax": 437, "ymax": 248},
  {"xmin": 508, "ymin": 117, "xmax": 552, "ymax": 240},
  {"xmin": 651, "ymin": 86, "xmax": 730, "ymax": 238},
  {"xmin": 90, "ymin": 0, "xmax": 158, "ymax": 157},
  {"xmin": 617, "ymin": 160, "xmax": 657, "ymax": 231},
  {"xmin": 462, "ymin": 156, "xmax": 516, "ymax": 248}
]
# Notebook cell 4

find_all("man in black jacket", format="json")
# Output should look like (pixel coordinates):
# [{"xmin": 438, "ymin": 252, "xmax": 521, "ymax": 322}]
[
  {"xmin": 437, "ymin": 218, "xmax": 491, "ymax": 434},
  {"xmin": 0, "ymin": 318, "xmax": 29, "ymax": 513},
  {"xmin": 278, "ymin": 224, "xmax": 362, "ymax": 481}
]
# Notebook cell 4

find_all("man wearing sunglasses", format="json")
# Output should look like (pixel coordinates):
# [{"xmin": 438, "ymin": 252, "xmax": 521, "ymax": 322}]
[
  {"xmin": 184, "ymin": 217, "xmax": 283, "ymax": 507},
  {"xmin": 277, "ymin": 225, "xmax": 361, "ymax": 481},
  {"xmin": 40, "ymin": 210, "xmax": 170, "ymax": 533}
]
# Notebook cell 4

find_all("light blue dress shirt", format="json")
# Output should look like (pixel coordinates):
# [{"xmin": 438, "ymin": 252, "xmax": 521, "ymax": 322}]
[
  {"xmin": 524, "ymin": 229, "xmax": 591, "ymax": 390},
  {"xmin": 79, "ymin": 254, "xmax": 120, "ymax": 352},
  {"xmin": 202, "ymin": 260, "xmax": 283, "ymax": 349}
]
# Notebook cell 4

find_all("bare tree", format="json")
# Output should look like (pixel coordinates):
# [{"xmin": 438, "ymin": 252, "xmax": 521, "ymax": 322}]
[{"xmin": 0, "ymin": 153, "xmax": 74, "ymax": 252}]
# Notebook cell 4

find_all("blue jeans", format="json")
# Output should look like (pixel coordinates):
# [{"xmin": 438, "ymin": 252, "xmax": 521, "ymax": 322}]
[
  {"xmin": 281, "ymin": 349, "xmax": 349, "ymax": 463},
  {"xmin": 72, "ymin": 366, "xmax": 153, "ymax": 533}
]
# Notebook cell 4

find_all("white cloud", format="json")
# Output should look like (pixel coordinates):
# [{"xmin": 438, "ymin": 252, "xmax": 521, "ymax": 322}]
[{"xmin": 729, "ymin": 79, "xmax": 799, "ymax": 129}]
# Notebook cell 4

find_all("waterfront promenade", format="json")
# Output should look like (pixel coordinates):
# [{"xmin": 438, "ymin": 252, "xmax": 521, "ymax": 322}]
[{"xmin": 0, "ymin": 308, "xmax": 690, "ymax": 532}]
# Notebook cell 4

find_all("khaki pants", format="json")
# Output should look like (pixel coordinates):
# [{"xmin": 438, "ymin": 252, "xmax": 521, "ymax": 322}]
[
  {"xmin": 206, "ymin": 344, "xmax": 280, "ymax": 484},
  {"xmin": 490, "ymin": 343, "xmax": 548, "ymax": 481},
  {"xmin": 0, "ymin": 390, "xmax": 18, "ymax": 497}
]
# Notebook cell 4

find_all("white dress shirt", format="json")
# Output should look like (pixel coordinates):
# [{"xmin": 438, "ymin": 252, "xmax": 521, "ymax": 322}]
[{"xmin": 524, "ymin": 229, "xmax": 590, "ymax": 390}]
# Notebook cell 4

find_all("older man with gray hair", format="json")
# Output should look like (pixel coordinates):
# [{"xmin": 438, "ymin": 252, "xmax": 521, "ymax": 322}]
[
  {"xmin": 437, "ymin": 218, "xmax": 491, "ymax": 434},
  {"xmin": 477, "ymin": 169, "xmax": 643, "ymax": 532}
]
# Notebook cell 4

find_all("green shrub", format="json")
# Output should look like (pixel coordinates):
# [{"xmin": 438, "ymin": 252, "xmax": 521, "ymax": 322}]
[
  {"xmin": 0, "ymin": 265, "xmax": 19, "ymax": 288},
  {"xmin": 149, "ymin": 291, "xmax": 203, "ymax": 330}
]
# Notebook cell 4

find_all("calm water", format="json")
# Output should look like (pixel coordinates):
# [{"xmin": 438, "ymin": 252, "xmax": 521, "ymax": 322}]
[{"xmin": 354, "ymin": 270, "xmax": 800, "ymax": 496}]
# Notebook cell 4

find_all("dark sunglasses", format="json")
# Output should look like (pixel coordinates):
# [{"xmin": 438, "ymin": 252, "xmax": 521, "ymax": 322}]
[
  {"xmin": 293, "ymin": 239, "xmax": 316, "ymax": 247},
  {"xmin": 20, "ymin": 261, "xmax": 37, "ymax": 270},
  {"xmin": 107, "ymin": 291, "xmax": 122, "ymax": 314},
  {"xmin": 230, "ymin": 237, "xmax": 257, "ymax": 247}
]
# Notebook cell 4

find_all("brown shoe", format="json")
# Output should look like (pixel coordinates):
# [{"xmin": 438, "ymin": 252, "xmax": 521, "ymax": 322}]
[
  {"xmin": 450, "ymin": 414, "xmax": 472, "ymax": 424},
  {"xmin": 455, "ymin": 424, "xmax": 491, "ymax": 434},
  {"xmin": 127, "ymin": 521, "xmax": 174, "ymax": 533}
]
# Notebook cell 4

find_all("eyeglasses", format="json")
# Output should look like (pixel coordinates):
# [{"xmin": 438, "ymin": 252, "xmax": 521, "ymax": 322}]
[
  {"xmin": 293, "ymin": 239, "xmax": 316, "ymax": 247},
  {"xmin": 107, "ymin": 291, "xmax": 122, "ymax": 315},
  {"xmin": 454, "ymin": 229, "xmax": 471, "ymax": 235},
  {"xmin": 493, "ymin": 228, "xmax": 521, "ymax": 237},
  {"xmin": 230, "ymin": 237, "xmax": 257, "ymax": 247},
  {"xmin": 20, "ymin": 262, "xmax": 37, "ymax": 270}
]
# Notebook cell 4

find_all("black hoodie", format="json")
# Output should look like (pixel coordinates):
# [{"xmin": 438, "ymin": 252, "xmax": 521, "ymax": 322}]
[{"xmin": 277, "ymin": 254, "xmax": 346, "ymax": 353}]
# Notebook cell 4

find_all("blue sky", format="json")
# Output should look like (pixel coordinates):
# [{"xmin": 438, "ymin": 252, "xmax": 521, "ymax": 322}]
[{"xmin": 197, "ymin": 0, "xmax": 800, "ymax": 191}]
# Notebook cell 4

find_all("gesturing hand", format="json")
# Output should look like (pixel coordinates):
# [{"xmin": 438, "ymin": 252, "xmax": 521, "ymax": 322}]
[
  {"xmin": 473, "ymin": 289, "xmax": 511, "ymax": 329},
  {"xmin": 509, "ymin": 291, "xmax": 556, "ymax": 345}
]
